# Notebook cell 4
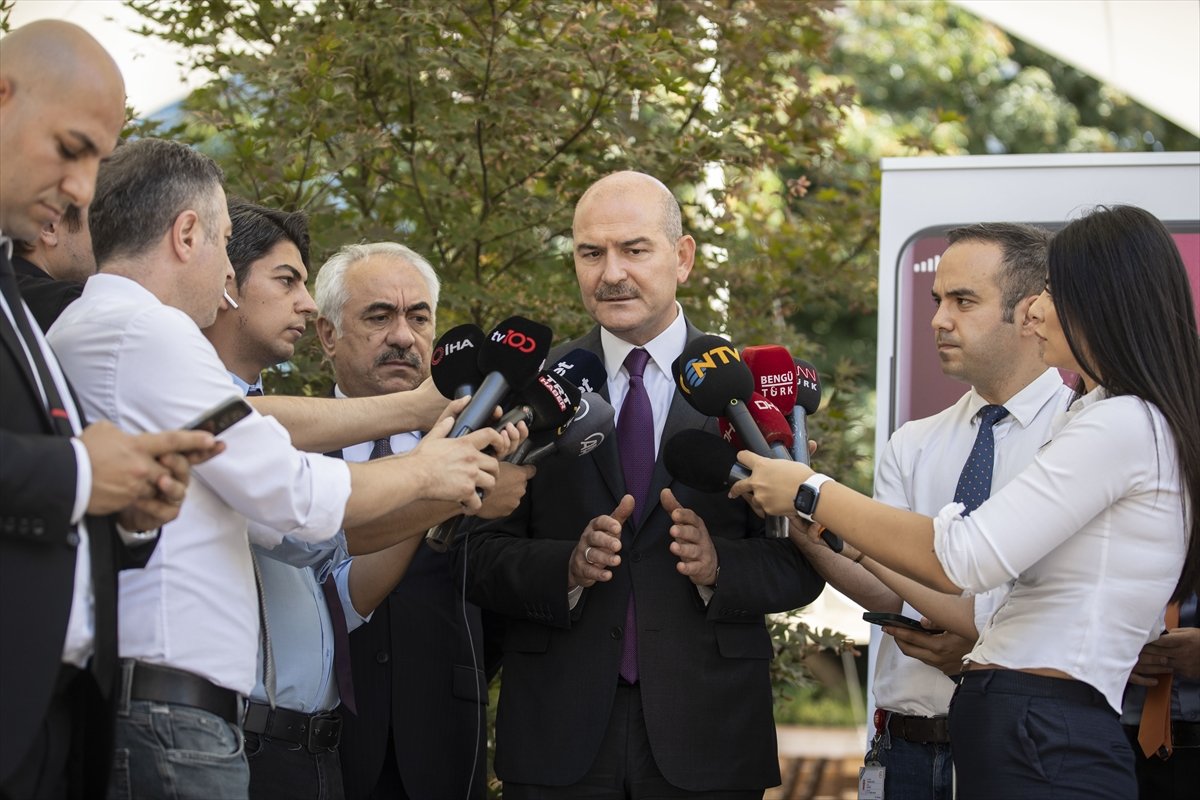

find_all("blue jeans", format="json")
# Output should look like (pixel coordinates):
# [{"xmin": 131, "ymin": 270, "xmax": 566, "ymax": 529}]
[
  {"xmin": 872, "ymin": 721, "xmax": 954, "ymax": 800},
  {"xmin": 107, "ymin": 675, "xmax": 249, "ymax": 800}
]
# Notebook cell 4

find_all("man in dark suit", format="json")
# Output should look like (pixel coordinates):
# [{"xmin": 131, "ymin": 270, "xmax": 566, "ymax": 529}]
[
  {"xmin": 11, "ymin": 202, "xmax": 92, "ymax": 330},
  {"xmin": 0, "ymin": 20, "xmax": 219, "ymax": 798},
  {"xmin": 460, "ymin": 171, "xmax": 825, "ymax": 798},
  {"xmin": 314, "ymin": 242, "xmax": 532, "ymax": 800}
]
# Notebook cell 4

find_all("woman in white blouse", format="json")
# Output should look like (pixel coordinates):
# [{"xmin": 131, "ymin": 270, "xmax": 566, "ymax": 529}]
[{"xmin": 732, "ymin": 205, "xmax": 1199, "ymax": 799}]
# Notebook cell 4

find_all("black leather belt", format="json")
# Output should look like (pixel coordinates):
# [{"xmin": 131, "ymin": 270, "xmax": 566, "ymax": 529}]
[
  {"xmin": 243, "ymin": 701, "xmax": 341, "ymax": 752},
  {"xmin": 887, "ymin": 712, "xmax": 951, "ymax": 744},
  {"xmin": 1125, "ymin": 721, "xmax": 1200, "ymax": 750},
  {"xmin": 126, "ymin": 660, "xmax": 241, "ymax": 725}
]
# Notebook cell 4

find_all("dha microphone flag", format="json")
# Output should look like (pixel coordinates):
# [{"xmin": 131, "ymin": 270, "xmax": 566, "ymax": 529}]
[
  {"xmin": 717, "ymin": 392, "xmax": 794, "ymax": 457},
  {"xmin": 742, "ymin": 345, "xmax": 797, "ymax": 416},
  {"xmin": 673, "ymin": 334, "xmax": 773, "ymax": 458},
  {"xmin": 450, "ymin": 316, "xmax": 552, "ymax": 439}
]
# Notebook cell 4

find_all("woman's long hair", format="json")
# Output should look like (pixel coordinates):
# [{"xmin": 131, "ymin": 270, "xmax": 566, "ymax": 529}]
[{"xmin": 1048, "ymin": 205, "xmax": 1200, "ymax": 602}]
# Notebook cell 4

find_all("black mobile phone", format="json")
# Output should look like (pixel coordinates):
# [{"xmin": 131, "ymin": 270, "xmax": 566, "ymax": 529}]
[
  {"xmin": 862, "ymin": 611, "xmax": 944, "ymax": 634},
  {"xmin": 185, "ymin": 396, "xmax": 253, "ymax": 436}
]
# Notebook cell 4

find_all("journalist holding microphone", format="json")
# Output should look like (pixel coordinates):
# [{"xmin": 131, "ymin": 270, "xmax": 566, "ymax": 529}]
[{"xmin": 731, "ymin": 204, "xmax": 1200, "ymax": 799}]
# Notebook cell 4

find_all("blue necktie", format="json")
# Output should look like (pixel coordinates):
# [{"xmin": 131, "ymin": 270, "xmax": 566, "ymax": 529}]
[
  {"xmin": 617, "ymin": 348, "xmax": 654, "ymax": 683},
  {"xmin": 953, "ymin": 404, "xmax": 1010, "ymax": 515}
]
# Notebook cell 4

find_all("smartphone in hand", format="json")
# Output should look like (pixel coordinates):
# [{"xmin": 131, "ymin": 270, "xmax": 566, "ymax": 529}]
[
  {"xmin": 863, "ymin": 611, "xmax": 945, "ymax": 634},
  {"xmin": 185, "ymin": 396, "xmax": 253, "ymax": 436}
]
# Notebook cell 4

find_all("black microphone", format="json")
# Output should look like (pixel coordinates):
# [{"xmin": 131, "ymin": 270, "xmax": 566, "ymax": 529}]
[
  {"xmin": 521, "ymin": 392, "xmax": 615, "ymax": 465},
  {"xmin": 430, "ymin": 324, "xmax": 486, "ymax": 399},
  {"xmin": 450, "ymin": 316, "xmax": 552, "ymax": 438},
  {"xmin": 426, "ymin": 369, "xmax": 581, "ymax": 553},
  {"xmin": 545, "ymin": 348, "xmax": 608, "ymax": 398},
  {"xmin": 663, "ymin": 429, "xmax": 750, "ymax": 493},
  {"xmin": 673, "ymin": 335, "xmax": 773, "ymax": 458}
]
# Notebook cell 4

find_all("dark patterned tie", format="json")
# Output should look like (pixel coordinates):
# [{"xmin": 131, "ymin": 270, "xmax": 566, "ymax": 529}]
[
  {"xmin": 617, "ymin": 348, "xmax": 654, "ymax": 683},
  {"xmin": 369, "ymin": 436, "xmax": 393, "ymax": 459},
  {"xmin": 953, "ymin": 404, "xmax": 1010, "ymax": 515}
]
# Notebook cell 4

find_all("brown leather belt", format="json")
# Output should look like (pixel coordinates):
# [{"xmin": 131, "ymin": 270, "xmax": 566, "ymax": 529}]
[{"xmin": 887, "ymin": 712, "xmax": 951, "ymax": 744}]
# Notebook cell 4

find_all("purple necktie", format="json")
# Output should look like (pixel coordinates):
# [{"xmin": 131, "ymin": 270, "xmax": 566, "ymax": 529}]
[
  {"xmin": 321, "ymin": 575, "xmax": 357, "ymax": 715},
  {"xmin": 617, "ymin": 348, "xmax": 654, "ymax": 683}
]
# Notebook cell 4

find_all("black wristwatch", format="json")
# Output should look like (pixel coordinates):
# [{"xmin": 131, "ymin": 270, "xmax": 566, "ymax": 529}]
[{"xmin": 793, "ymin": 474, "xmax": 834, "ymax": 522}]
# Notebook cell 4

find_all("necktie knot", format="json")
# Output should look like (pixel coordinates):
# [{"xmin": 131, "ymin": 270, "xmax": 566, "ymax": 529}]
[
  {"xmin": 624, "ymin": 348, "xmax": 651, "ymax": 380},
  {"xmin": 978, "ymin": 404, "xmax": 1009, "ymax": 428},
  {"xmin": 370, "ymin": 437, "xmax": 393, "ymax": 460},
  {"xmin": 245, "ymin": 387, "xmax": 264, "ymax": 397}
]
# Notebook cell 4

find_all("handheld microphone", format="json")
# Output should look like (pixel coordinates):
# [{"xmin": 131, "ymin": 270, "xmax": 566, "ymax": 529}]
[
  {"xmin": 673, "ymin": 335, "xmax": 773, "ymax": 458},
  {"xmin": 521, "ymin": 392, "xmax": 615, "ymax": 465},
  {"xmin": 450, "ymin": 316, "xmax": 552, "ymax": 438},
  {"xmin": 546, "ymin": 348, "xmax": 608, "ymax": 398},
  {"xmin": 431, "ymin": 324, "xmax": 486, "ymax": 399},
  {"xmin": 426, "ymin": 368, "xmax": 579, "ymax": 553},
  {"xmin": 742, "ymin": 345, "xmax": 797, "ymax": 417},
  {"xmin": 718, "ymin": 392, "xmax": 794, "ymax": 459},
  {"xmin": 715, "ymin": 392, "xmax": 793, "ymax": 538},
  {"xmin": 789, "ymin": 357, "xmax": 842, "ymax": 552},
  {"xmin": 663, "ymin": 429, "xmax": 751, "ymax": 492}
]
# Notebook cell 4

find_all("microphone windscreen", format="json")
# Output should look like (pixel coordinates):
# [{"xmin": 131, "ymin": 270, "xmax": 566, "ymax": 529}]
[
  {"xmin": 747, "ymin": 393, "xmax": 794, "ymax": 449},
  {"xmin": 663, "ymin": 429, "xmax": 740, "ymax": 493},
  {"xmin": 478, "ymin": 316, "xmax": 554, "ymax": 390},
  {"xmin": 674, "ymin": 334, "xmax": 754, "ymax": 417},
  {"xmin": 431, "ymin": 324, "xmax": 485, "ymax": 399},
  {"xmin": 718, "ymin": 393, "xmax": 794, "ymax": 450},
  {"xmin": 793, "ymin": 358, "xmax": 822, "ymax": 415},
  {"xmin": 554, "ymin": 392, "xmax": 614, "ymax": 459},
  {"xmin": 546, "ymin": 348, "xmax": 608, "ymax": 397},
  {"xmin": 523, "ymin": 371, "xmax": 582, "ymax": 432},
  {"xmin": 742, "ymin": 345, "xmax": 797, "ymax": 415}
]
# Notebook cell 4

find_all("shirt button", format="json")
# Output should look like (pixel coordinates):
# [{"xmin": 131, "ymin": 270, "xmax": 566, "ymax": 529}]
[
  {"xmin": 610, "ymin": 627, "xmax": 623, "ymax": 640},
  {"xmin": 375, "ymin": 651, "xmax": 390, "ymax": 664}
]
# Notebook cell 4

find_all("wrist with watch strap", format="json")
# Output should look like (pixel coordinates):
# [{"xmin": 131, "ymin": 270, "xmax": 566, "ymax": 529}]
[{"xmin": 793, "ymin": 473, "xmax": 834, "ymax": 522}]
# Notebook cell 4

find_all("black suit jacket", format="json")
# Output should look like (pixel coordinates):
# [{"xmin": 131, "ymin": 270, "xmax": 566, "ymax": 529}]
[
  {"xmin": 331, "ymin": 448, "xmax": 494, "ymax": 800},
  {"xmin": 11, "ymin": 255, "xmax": 83, "ymax": 332},
  {"xmin": 0, "ymin": 251, "xmax": 152, "ymax": 785},
  {"xmin": 459, "ymin": 322, "xmax": 825, "ymax": 792}
]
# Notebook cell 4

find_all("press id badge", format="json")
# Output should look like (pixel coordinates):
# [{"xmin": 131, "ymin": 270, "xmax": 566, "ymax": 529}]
[{"xmin": 858, "ymin": 764, "xmax": 885, "ymax": 799}]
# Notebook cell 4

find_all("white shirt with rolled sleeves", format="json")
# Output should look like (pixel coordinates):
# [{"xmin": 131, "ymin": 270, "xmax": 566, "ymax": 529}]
[
  {"xmin": 934, "ymin": 387, "xmax": 1187, "ymax": 712},
  {"xmin": 47, "ymin": 274, "xmax": 352, "ymax": 696},
  {"xmin": 870, "ymin": 368, "xmax": 1074, "ymax": 717}
]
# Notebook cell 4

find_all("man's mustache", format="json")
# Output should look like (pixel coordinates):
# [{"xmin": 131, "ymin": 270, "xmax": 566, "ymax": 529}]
[
  {"xmin": 594, "ymin": 282, "xmax": 640, "ymax": 301},
  {"xmin": 375, "ymin": 348, "xmax": 422, "ymax": 369}
]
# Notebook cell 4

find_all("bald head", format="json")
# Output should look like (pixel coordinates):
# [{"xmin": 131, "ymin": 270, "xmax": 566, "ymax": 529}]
[
  {"xmin": 574, "ymin": 171, "xmax": 682, "ymax": 243},
  {"xmin": 0, "ymin": 20, "xmax": 125, "ymax": 240}
]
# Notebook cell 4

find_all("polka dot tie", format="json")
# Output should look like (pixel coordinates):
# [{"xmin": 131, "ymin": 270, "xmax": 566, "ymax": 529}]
[{"xmin": 953, "ymin": 404, "xmax": 1010, "ymax": 516}]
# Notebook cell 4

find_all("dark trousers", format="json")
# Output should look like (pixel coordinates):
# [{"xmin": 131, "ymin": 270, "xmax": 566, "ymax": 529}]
[
  {"xmin": 503, "ymin": 683, "xmax": 762, "ymax": 800},
  {"xmin": 246, "ymin": 732, "xmax": 345, "ymax": 800},
  {"xmin": 1, "ymin": 665, "xmax": 108, "ymax": 800},
  {"xmin": 949, "ymin": 670, "xmax": 1136, "ymax": 800},
  {"xmin": 1124, "ymin": 726, "xmax": 1200, "ymax": 800}
]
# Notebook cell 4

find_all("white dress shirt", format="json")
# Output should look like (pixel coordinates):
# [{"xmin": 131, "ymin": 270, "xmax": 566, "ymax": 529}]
[
  {"xmin": 0, "ymin": 232, "xmax": 94, "ymax": 668},
  {"xmin": 47, "ymin": 274, "xmax": 352, "ymax": 694},
  {"xmin": 871, "ymin": 369, "xmax": 1074, "ymax": 716},
  {"xmin": 935, "ymin": 387, "xmax": 1188, "ymax": 712}
]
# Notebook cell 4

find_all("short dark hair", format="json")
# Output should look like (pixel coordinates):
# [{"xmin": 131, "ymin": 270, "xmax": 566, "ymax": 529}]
[
  {"xmin": 88, "ymin": 138, "xmax": 225, "ymax": 266},
  {"xmin": 1048, "ymin": 204, "xmax": 1200, "ymax": 602},
  {"xmin": 946, "ymin": 222, "xmax": 1051, "ymax": 322},
  {"xmin": 226, "ymin": 198, "xmax": 310, "ymax": 289}
]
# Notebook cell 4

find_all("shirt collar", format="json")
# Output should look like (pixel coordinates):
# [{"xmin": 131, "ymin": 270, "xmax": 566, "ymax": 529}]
[
  {"xmin": 964, "ymin": 368, "xmax": 1070, "ymax": 428},
  {"xmin": 599, "ymin": 302, "xmax": 688, "ymax": 381},
  {"xmin": 228, "ymin": 371, "xmax": 263, "ymax": 396}
]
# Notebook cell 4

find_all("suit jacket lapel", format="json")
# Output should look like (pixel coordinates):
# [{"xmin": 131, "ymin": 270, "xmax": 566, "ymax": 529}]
[{"xmin": 575, "ymin": 327, "xmax": 626, "ymax": 506}]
